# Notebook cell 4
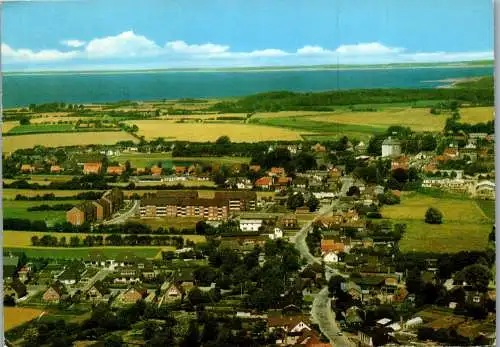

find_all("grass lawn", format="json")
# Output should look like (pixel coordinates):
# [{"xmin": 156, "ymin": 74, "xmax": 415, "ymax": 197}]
[
  {"xmin": 128, "ymin": 217, "xmax": 202, "ymax": 229},
  {"xmin": 3, "ymin": 230, "xmax": 205, "ymax": 247},
  {"xmin": 3, "ymin": 200, "xmax": 79, "ymax": 223},
  {"xmin": 3, "ymin": 246, "xmax": 172, "ymax": 259},
  {"xmin": 398, "ymin": 220, "xmax": 491, "ymax": 253},
  {"xmin": 382, "ymin": 192, "xmax": 493, "ymax": 253},
  {"xmin": 475, "ymin": 200, "xmax": 495, "ymax": 221}
]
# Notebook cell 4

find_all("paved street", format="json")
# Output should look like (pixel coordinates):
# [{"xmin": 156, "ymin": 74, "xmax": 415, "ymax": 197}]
[
  {"xmin": 102, "ymin": 200, "xmax": 139, "ymax": 225},
  {"xmin": 292, "ymin": 179, "xmax": 353, "ymax": 346}
]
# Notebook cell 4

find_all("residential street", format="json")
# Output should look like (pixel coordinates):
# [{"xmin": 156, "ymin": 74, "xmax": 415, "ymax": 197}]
[
  {"xmin": 102, "ymin": 200, "xmax": 139, "ymax": 225},
  {"xmin": 292, "ymin": 179, "xmax": 353, "ymax": 346}
]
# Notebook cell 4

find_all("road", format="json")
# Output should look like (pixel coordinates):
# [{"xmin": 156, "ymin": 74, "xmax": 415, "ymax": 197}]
[
  {"xmin": 292, "ymin": 179, "xmax": 354, "ymax": 347},
  {"xmin": 102, "ymin": 200, "xmax": 139, "ymax": 225},
  {"xmin": 80, "ymin": 268, "xmax": 113, "ymax": 293},
  {"xmin": 312, "ymin": 287, "xmax": 355, "ymax": 347}
]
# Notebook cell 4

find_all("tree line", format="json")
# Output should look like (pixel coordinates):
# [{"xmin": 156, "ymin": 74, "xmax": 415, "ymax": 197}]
[{"xmin": 30, "ymin": 234, "xmax": 187, "ymax": 248}]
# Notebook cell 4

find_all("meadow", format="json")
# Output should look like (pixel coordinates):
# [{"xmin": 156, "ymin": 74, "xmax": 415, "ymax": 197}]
[
  {"xmin": 110, "ymin": 152, "xmax": 251, "ymax": 167},
  {"xmin": 381, "ymin": 192, "xmax": 492, "ymax": 253},
  {"xmin": 3, "ymin": 247, "xmax": 170, "ymax": 259},
  {"xmin": 3, "ymin": 230, "xmax": 206, "ymax": 248},
  {"xmin": 4, "ymin": 307, "xmax": 44, "ymax": 331},
  {"xmin": 3, "ymin": 200, "xmax": 79, "ymax": 223},
  {"xmin": 8, "ymin": 124, "xmax": 75, "ymax": 134},
  {"xmin": 3, "ymin": 131, "xmax": 138, "ymax": 153},
  {"xmin": 459, "ymin": 106, "xmax": 495, "ymax": 124},
  {"xmin": 125, "ymin": 120, "xmax": 304, "ymax": 142}
]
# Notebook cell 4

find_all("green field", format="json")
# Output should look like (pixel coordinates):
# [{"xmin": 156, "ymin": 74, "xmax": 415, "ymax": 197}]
[
  {"xmin": 110, "ymin": 152, "xmax": 251, "ymax": 167},
  {"xmin": 3, "ymin": 200, "xmax": 78, "ymax": 223},
  {"xmin": 8, "ymin": 124, "xmax": 75, "ymax": 134},
  {"xmin": 382, "ymin": 192, "xmax": 493, "ymax": 253},
  {"xmin": 476, "ymin": 200, "xmax": 495, "ymax": 221},
  {"xmin": 3, "ymin": 247, "xmax": 171, "ymax": 259},
  {"xmin": 250, "ymin": 116, "xmax": 386, "ymax": 135}
]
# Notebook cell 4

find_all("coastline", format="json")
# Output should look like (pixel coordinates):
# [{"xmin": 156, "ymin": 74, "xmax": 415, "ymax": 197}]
[{"xmin": 3, "ymin": 63, "xmax": 494, "ymax": 77}]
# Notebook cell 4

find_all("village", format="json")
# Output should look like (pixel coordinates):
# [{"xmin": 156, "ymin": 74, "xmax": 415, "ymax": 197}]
[{"xmin": 3, "ymin": 125, "xmax": 496, "ymax": 346}]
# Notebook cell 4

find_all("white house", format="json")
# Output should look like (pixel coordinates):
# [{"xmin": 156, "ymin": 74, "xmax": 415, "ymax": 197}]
[
  {"xmin": 323, "ymin": 252, "xmax": 339, "ymax": 263},
  {"xmin": 381, "ymin": 137, "xmax": 402, "ymax": 158},
  {"xmin": 269, "ymin": 228, "xmax": 283, "ymax": 240},
  {"xmin": 239, "ymin": 219, "xmax": 263, "ymax": 232},
  {"xmin": 404, "ymin": 317, "xmax": 423, "ymax": 329}
]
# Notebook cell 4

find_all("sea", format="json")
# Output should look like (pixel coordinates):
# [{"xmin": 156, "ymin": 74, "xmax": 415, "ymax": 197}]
[{"xmin": 2, "ymin": 66, "xmax": 493, "ymax": 108}]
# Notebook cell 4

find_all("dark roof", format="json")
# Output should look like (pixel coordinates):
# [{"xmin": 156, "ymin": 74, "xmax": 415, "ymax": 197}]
[
  {"xmin": 49, "ymin": 281, "xmax": 67, "ymax": 296},
  {"xmin": 7, "ymin": 279, "xmax": 27, "ymax": 297},
  {"xmin": 351, "ymin": 276, "xmax": 386, "ymax": 287},
  {"xmin": 90, "ymin": 280, "xmax": 109, "ymax": 295},
  {"xmin": 59, "ymin": 261, "xmax": 86, "ymax": 281},
  {"xmin": 141, "ymin": 191, "xmax": 256, "ymax": 207}
]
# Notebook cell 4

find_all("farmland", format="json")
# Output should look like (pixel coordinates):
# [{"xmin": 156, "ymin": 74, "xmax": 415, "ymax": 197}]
[
  {"xmin": 4, "ymin": 307, "xmax": 44, "ymax": 331},
  {"xmin": 110, "ymin": 152, "xmax": 252, "ymax": 167},
  {"xmin": 2, "ymin": 121, "xmax": 19, "ymax": 133},
  {"xmin": 3, "ymin": 230, "xmax": 206, "ymax": 248},
  {"xmin": 382, "ymin": 192, "xmax": 493, "ymax": 253},
  {"xmin": 8, "ymin": 124, "xmax": 75, "ymax": 134},
  {"xmin": 3, "ymin": 246, "xmax": 174, "ymax": 259},
  {"xmin": 3, "ymin": 200, "xmax": 78, "ymax": 223},
  {"xmin": 125, "ymin": 120, "xmax": 304, "ymax": 141},
  {"xmin": 460, "ymin": 106, "xmax": 495, "ymax": 123},
  {"xmin": 3, "ymin": 131, "xmax": 138, "ymax": 153},
  {"xmin": 476, "ymin": 200, "xmax": 495, "ymax": 220}
]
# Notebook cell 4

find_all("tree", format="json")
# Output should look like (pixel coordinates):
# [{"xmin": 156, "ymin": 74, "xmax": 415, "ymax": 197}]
[
  {"xmin": 19, "ymin": 116, "xmax": 31, "ymax": 125},
  {"xmin": 286, "ymin": 192, "xmax": 304, "ymax": 210},
  {"xmin": 143, "ymin": 321, "xmax": 157, "ymax": 340},
  {"xmin": 460, "ymin": 264, "xmax": 491, "ymax": 292},
  {"xmin": 425, "ymin": 207, "xmax": 443, "ymax": 224},
  {"xmin": 406, "ymin": 268, "xmax": 423, "ymax": 294},
  {"xmin": 215, "ymin": 136, "xmax": 231, "ymax": 145},
  {"xmin": 306, "ymin": 195, "xmax": 320, "ymax": 212},
  {"xmin": 346, "ymin": 186, "xmax": 360, "ymax": 197},
  {"xmin": 328, "ymin": 275, "xmax": 344, "ymax": 297},
  {"xmin": 70, "ymin": 236, "xmax": 80, "ymax": 247},
  {"xmin": 104, "ymin": 335, "xmax": 124, "ymax": 347}
]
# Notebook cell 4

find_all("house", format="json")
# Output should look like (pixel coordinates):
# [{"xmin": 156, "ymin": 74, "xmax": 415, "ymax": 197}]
[
  {"xmin": 174, "ymin": 166, "xmax": 187, "ymax": 175},
  {"xmin": 163, "ymin": 283, "xmax": 184, "ymax": 302},
  {"xmin": 295, "ymin": 206, "xmax": 310, "ymax": 214},
  {"xmin": 320, "ymin": 237, "xmax": 350, "ymax": 254},
  {"xmin": 150, "ymin": 166, "xmax": 162, "ymax": 176},
  {"xmin": 83, "ymin": 162, "xmax": 102, "ymax": 175},
  {"xmin": 58, "ymin": 261, "xmax": 86, "ymax": 285},
  {"xmin": 381, "ymin": 137, "xmax": 401, "ymax": 157},
  {"xmin": 355, "ymin": 141, "xmax": 367, "ymax": 153},
  {"xmin": 323, "ymin": 252, "xmax": 339, "ymax": 263},
  {"xmin": 239, "ymin": 219, "xmax": 263, "ymax": 232},
  {"xmin": 135, "ymin": 167, "xmax": 147, "ymax": 175},
  {"xmin": 345, "ymin": 306, "xmax": 364, "ymax": 329},
  {"xmin": 279, "ymin": 215, "xmax": 298, "ymax": 229},
  {"xmin": 86, "ymin": 280, "xmax": 109, "ymax": 301},
  {"xmin": 269, "ymin": 227, "xmax": 283, "ymax": 240},
  {"xmin": 311, "ymin": 143, "xmax": 326, "ymax": 153},
  {"xmin": 277, "ymin": 176, "xmax": 292, "ymax": 187},
  {"xmin": 121, "ymin": 284, "xmax": 147, "ymax": 304},
  {"xmin": 50, "ymin": 165, "xmax": 62, "ymax": 174},
  {"xmin": 404, "ymin": 317, "xmax": 423, "ymax": 330},
  {"xmin": 269, "ymin": 167, "xmax": 285, "ymax": 177},
  {"xmin": 474, "ymin": 180, "xmax": 495, "ymax": 199},
  {"xmin": 43, "ymin": 281, "xmax": 67, "ymax": 303},
  {"xmin": 293, "ymin": 177, "xmax": 308, "ymax": 189},
  {"xmin": 255, "ymin": 176, "xmax": 273, "ymax": 190},
  {"xmin": 329, "ymin": 167, "xmax": 342, "ymax": 178},
  {"xmin": 17, "ymin": 264, "xmax": 32, "ymax": 283},
  {"xmin": 267, "ymin": 314, "xmax": 312, "ymax": 333},
  {"xmin": 84, "ymin": 251, "xmax": 112, "ymax": 269},
  {"xmin": 106, "ymin": 166, "xmax": 124, "ymax": 175},
  {"xmin": 391, "ymin": 156, "xmax": 409, "ymax": 171},
  {"xmin": 249, "ymin": 165, "xmax": 261, "ymax": 172},
  {"xmin": 20, "ymin": 164, "xmax": 34, "ymax": 173},
  {"xmin": 5, "ymin": 279, "xmax": 27, "ymax": 300}
]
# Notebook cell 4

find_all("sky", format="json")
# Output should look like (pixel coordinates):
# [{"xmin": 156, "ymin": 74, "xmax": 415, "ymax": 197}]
[{"xmin": 1, "ymin": 0, "xmax": 494, "ymax": 71}]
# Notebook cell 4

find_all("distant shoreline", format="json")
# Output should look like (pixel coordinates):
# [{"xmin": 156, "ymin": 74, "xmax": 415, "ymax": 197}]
[{"xmin": 3, "ymin": 62, "xmax": 494, "ymax": 77}]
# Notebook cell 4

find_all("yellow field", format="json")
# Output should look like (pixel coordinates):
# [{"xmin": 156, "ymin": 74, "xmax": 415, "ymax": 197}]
[
  {"xmin": 381, "ymin": 192, "xmax": 490, "ymax": 224},
  {"xmin": 306, "ymin": 107, "xmax": 494, "ymax": 132},
  {"xmin": 4, "ymin": 307, "xmax": 44, "ymax": 331},
  {"xmin": 3, "ymin": 231, "xmax": 206, "ymax": 247},
  {"xmin": 126, "ymin": 120, "xmax": 303, "ymax": 141},
  {"xmin": 460, "ymin": 106, "xmax": 495, "ymax": 123},
  {"xmin": 2, "ymin": 121, "xmax": 19, "ymax": 133},
  {"xmin": 253, "ymin": 111, "xmax": 329, "ymax": 119},
  {"xmin": 3, "ymin": 131, "xmax": 138, "ymax": 152}
]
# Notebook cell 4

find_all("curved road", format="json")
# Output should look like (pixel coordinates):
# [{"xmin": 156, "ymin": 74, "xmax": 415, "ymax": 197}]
[{"xmin": 293, "ymin": 181, "xmax": 355, "ymax": 347}]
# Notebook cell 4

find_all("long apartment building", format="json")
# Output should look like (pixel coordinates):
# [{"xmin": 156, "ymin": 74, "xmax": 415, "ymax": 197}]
[
  {"xmin": 140, "ymin": 191, "xmax": 256, "ymax": 220},
  {"xmin": 67, "ymin": 188, "xmax": 124, "ymax": 225}
]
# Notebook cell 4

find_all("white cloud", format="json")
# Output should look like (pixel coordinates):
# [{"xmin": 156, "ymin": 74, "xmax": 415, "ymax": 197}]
[
  {"xmin": 2, "ymin": 43, "xmax": 79, "ymax": 62},
  {"xmin": 297, "ymin": 45, "xmax": 331, "ymax": 55},
  {"xmin": 335, "ymin": 42, "xmax": 404, "ymax": 55},
  {"xmin": 165, "ymin": 40, "xmax": 229, "ymax": 54},
  {"xmin": 84, "ymin": 31, "xmax": 162, "ymax": 59},
  {"xmin": 61, "ymin": 39, "xmax": 86, "ymax": 48},
  {"xmin": 1, "ymin": 33, "xmax": 493, "ymax": 69}
]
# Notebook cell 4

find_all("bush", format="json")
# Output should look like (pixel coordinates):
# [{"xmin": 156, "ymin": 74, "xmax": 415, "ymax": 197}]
[{"xmin": 425, "ymin": 207, "xmax": 443, "ymax": 224}]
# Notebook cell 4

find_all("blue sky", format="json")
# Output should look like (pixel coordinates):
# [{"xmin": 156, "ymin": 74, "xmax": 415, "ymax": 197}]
[{"xmin": 2, "ymin": 0, "xmax": 494, "ymax": 71}]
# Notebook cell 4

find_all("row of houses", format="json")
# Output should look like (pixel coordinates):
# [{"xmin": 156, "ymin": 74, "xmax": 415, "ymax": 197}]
[
  {"xmin": 139, "ymin": 190, "xmax": 257, "ymax": 220},
  {"xmin": 66, "ymin": 188, "xmax": 124, "ymax": 225}
]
